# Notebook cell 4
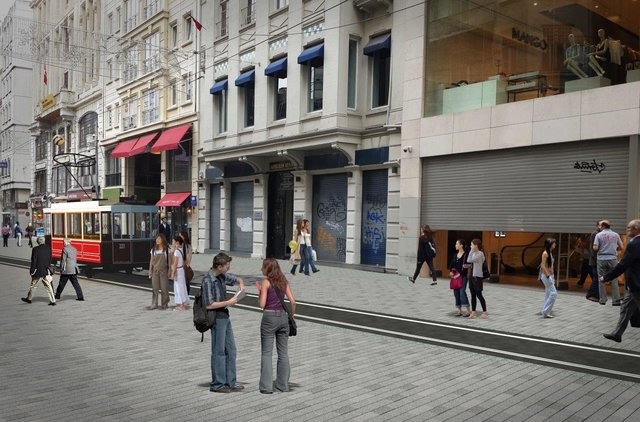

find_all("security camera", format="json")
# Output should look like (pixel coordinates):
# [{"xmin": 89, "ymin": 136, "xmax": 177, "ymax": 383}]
[{"xmin": 403, "ymin": 146, "xmax": 413, "ymax": 153}]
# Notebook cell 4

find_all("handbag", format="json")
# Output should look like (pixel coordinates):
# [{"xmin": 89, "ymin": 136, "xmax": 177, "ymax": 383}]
[
  {"xmin": 482, "ymin": 262, "xmax": 491, "ymax": 280},
  {"xmin": 184, "ymin": 264, "xmax": 194, "ymax": 282},
  {"xmin": 274, "ymin": 287, "xmax": 297, "ymax": 336},
  {"xmin": 449, "ymin": 270, "xmax": 463, "ymax": 290},
  {"xmin": 311, "ymin": 248, "xmax": 317, "ymax": 262}
]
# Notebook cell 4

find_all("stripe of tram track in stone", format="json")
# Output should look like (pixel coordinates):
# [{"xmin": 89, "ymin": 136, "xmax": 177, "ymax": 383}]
[{"xmin": 4, "ymin": 259, "xmax": 639, "ymax": 382}]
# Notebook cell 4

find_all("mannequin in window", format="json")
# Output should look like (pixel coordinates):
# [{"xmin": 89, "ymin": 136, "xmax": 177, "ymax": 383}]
[
  {"xmin": 564, "ymin": 34, "xmax": 588, "ymax": 79},
  {"xmin": 587, "ymin": 28, "xmax": 609, "ymax": 77}
]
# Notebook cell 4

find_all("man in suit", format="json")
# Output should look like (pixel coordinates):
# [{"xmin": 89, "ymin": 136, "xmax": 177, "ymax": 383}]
[
  {"xmin": 54, "ymin": 238, "xmax": 84, "ymax": 301},
  {"xmin": 158, "ymin": 216, "xmax": 170, "ymax": 241},
  {"xmin": 600, "ymin": 219, "xmax": 640, "ymax": 342},
  {"xmin": 21, "ymin": 236, "xmax": 56, "ymax": 306}
]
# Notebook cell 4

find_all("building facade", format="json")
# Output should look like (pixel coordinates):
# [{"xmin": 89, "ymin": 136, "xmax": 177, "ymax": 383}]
[{"xmin": 0, "ymin": 0, "xmax": 33, "ymax": 227}]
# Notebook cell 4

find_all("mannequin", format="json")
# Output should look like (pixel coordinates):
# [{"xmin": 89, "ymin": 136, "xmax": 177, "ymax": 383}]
[
  {"xmin": 587, "ymin": 28, "xmax": 609, "ymax": 77},
  {"xmin": 564, "ymin": 34, "xmax": 588, "ymax": 79}
]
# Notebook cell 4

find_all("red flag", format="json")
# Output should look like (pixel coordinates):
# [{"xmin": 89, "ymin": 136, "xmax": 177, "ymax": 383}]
[
  {"xmin": 43, "ymin": 64, "xmax": 48, "ymax": 85},
  {"xmin": 191, "ymin": 16, "xmax": 203, "ymax": 31}
]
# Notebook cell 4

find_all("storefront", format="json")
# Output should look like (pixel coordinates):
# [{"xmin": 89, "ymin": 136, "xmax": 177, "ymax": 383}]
[
  {"xmin": 230, "ymin": 181, "xmax": 254, "ymax": 254},
  {"xmin": 266, "ymin": 171, "xmax": 294, "ymax": 260},
  {"xmin": 312, "ymin": 173, "xmax": 348, "ymax": 263},
  {"xmin": 361, "ymin": 169, "xmax": 388, "ymax": 266}
]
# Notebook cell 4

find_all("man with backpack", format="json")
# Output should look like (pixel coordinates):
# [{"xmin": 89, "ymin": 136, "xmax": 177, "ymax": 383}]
[{"xmin": 201, "ymin": 252, "xmax": 245, "ymax": 393}]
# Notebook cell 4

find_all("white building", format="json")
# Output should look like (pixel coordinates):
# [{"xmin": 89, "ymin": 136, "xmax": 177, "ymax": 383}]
[{"xmin": 0, "ymin": 0, "xmax": 33, "ymax": 227}]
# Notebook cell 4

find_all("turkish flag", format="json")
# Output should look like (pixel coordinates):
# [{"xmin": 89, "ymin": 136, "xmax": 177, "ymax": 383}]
[
  {"xmin": 43, "ymin": 64, "xmax": 48, "ymax": 85},
  {"xmin": 191, "ymin": 16, "xmax": 203, "ymax": 31}
]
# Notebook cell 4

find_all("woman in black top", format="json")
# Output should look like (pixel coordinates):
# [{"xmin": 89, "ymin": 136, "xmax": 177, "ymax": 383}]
[
  {"xmin": 450, "ymin": 239, "xmax": 470, "ymax": 316},
  {"xmin": 408, "ymin": 225, "xmax": 437, "ymax": 285}
]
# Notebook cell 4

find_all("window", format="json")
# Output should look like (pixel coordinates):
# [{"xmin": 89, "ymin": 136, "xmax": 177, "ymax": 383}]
[
  {"xmin": 167, "ymin": 139, "xmax": 192, "ymax": 182},
  {"xmin": 107, "ymin": 13, "xmax": 113, "ymax": 34},
  {"xmin": 308, "ymin": 65, "xmax": 323, "ymax": 112},
  {"xmin": 217, "ymin": 1, "xmax": 228, "ymax": 37},
  {"xmin": 112, "ymin": 212, "xmax": 128, "ymax": 239},
  {"xmin": 275, "ymin": 0, "xmax": 288, "ymax": 10},
  {"xmin": 212, "ymin": 79, "xmax": 228, "ymax": 133},
  {"xmin": 78, "ymin": 112, "xmax": 98, "ymax": 149},
  {"xmin": 347, "ymin": 38, "xmax": 358, "ymax": 108},
  {"xmin": 115, "ymin": 7, "xmax": 121, "ymax": 32},
  {"xmin": 274, "ymin": 77, "xmax": 287, "ymax": 120},
  {"xmin": 142, "ymin": 89, "xmax": 159, "ymax": 125},
  {"xmin": 243, "ymin": 82, "xmax": 254, "ymax": 127},
  {"xmin": 106, "ymin": 106, "xmax": 112, "ymax": 128},
  {"xmin": 133, "ymin": 212, "xmax": 152, "ymax": 238},
  {"xmin": 143, "ymin": 33, "xmax": 160, "ymax": 73},
  {"xmin": 242, "ymin": 0, "xmax": 255, "ymax": 25},
  {"xmin": 105, "ymin": 153, "xmax": 121, "ymax": 187},
  {"xmin": 52, "ymin": 213, "xmax": 65, "ymax": 237},
  {"xmin": 35, "ymin": 136, "xmax": 47, "ymax": 161},
  {"xmin": 371, "ymin": 47, "xmax": 390, "ymax": 108},
  {"xmin": 184, "ymin": 15, "xmax": 193, "ymax": 42},
  {"xmin": 83, "ymin": 212, "xmax": 100, "ymax": 240},
  {"xmin": 170, "ymin": 81, "xmax": 177, "ymax": 106},
  {"xmin": 68, "ymin": 213, "xmax": 82, "ymax": 239},
  {"xmin": 144, "ymin": 0, "xmax": 159, "ymax": 20},
  {"xmin": 53, "ymin": 166, "xmax": 69, "ymax": 195},
  {"xmin": 123, "ymin": 98, "xmax": 137, "ymax": 130},
  {"xmin": 107, "ymin": 60, "xmax": 112, "ymax": 80},
  {"xmin": 76, "ymin": 161, "xmax": 95, "ymax": 187},
  {"xmin": 183, "ymin": 75, "xmax": 192, "ymax": 102},
  {"xmin": 34, "ymin": 170, "xmax": 47, "ymax": 194},
  {"xmin": 171, "ymin": 23, "xmax": 178, "ymax": 47},
  {"xmin": 124, "ymin": 0, "xmax": 137, "ymax": 32},
  {"xmin": 123, "ymin": 48, "xmax": 137, "ymax": 82}
]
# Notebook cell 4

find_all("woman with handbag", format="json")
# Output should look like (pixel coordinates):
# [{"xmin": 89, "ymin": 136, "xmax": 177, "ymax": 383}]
[
  {"xmin": 256, "ymin": 258, "xmax": 296, "ymax": 394},
  {"xmin": 300, "ymin": 219, "xmax": 319, "ymax": 276},
  {"xmin": 170, "ymin": 235, "xmax": 190, "ymax": 311},
  {"xmin": 289, "ymin": 220, "xmax": 304, "ymax": 275},
  {"xmin": 449, "ymin": 239, "xmax": 470, "ymax": 317},
  {"xmin": 538, "ymin": 238, "xmax": 558, "ymax": 318},
  {"xmin": 467, "ymin": 238, "xmax": 488, "ymax": 319}
]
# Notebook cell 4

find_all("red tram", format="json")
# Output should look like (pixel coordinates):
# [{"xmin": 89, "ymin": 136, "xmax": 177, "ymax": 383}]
[{"xmin": 44, "ymin": 201, "xmax": 158, "ymax": 276}]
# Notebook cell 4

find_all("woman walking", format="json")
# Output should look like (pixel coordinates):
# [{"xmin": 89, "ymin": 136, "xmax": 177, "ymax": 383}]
[
  {"xmin": 170, "ymin": 235, "xmax": 190, "ymax": 310},
  {"xmin": 290, "ymin": 220, "xmax": 304, "ymax": 275},
  {"xmin": 300, "ymin": 219, "xmax": 319, "ymax": 276},
  {"xmin": 257, "ymin": 258, "xmax": 296, "ymax": 394},
  {"xmin": 148, "ymin": 234, "xmax": 171, "ymax": 310},
  {"xmin": 179, "ymin": 230, "xmax": 193, "ymax": 294},
  {"xmin": 539, "ymin": 238, "xmax": 558, "ymax": 318},
  {"xmin": 467, "ymin": 238, "xmax": 488, "ymax": 319},
  {"xmin": 409, "ymin": 225, "xmax": 437, "ymax": 285},
  {"xmin": 450, "ymin": 239, "xmax": 470, "ymax": 316}
]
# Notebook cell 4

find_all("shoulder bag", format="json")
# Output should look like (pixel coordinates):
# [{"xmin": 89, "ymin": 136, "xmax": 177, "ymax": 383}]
[{"xmin": 274, "ymin": 287, "xmax": 297, "ymax": 336}]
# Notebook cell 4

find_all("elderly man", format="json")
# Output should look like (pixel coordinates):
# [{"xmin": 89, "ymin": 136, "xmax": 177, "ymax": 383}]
[
  {"xmin": 55, "ymin": 238, "xmax": 84, "ymax": 301},
  {"xmin": 600, "ymin": 219, "xmax": 640, "ymax": 342},
  {"xmin": 593, "ymin": 219, "xmax": 623, "ymax": 306},
  {"xmin": 21, "ymin": 236, "xmax": 55, "ymax": 306}
]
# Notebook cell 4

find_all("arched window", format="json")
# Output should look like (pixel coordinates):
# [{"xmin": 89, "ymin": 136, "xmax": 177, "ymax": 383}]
[{"xmin": 78, "ymin": 111, "xmax": 98, "ymax": 149}]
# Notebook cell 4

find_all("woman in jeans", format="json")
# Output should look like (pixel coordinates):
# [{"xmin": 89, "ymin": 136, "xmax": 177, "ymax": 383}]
[
  {"xmin": 300, "ymin": 219, "xmax": 319, "ymax": 276},
  {"xmin": 538, "ymin": 238, "xmax": 558, "ymax": 318},
  {"xmin": 257, "ymin": 258, "xmax": 296, "ymax": 394},
  {"xmin": 449, "ymin": 239, "xmax": 470, "ymax": 316},
  {"xmin": 467, "ymin": 238, "xmax": 488, "ymax": 319}
]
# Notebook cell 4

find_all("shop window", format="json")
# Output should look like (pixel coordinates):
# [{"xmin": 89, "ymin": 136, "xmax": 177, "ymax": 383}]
[
  {"xmin": 167, "ymin": 140, "xmax": 192, "ymax": 183},
  {"xmin": 307, "ymin": 65, "xmax": 323, "ymax": 112}
]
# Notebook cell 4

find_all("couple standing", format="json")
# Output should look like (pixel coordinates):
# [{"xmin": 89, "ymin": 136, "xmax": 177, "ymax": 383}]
[{"xmin": 289, "ymin": 219, "xmax": 319, "ymax": 276}]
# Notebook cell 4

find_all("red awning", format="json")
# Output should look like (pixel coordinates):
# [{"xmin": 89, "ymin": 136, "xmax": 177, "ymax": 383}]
[
  {"xmin": 156, "ymin": 192, "xmax": 191, "ymax": 207},
  {"xmin": 129, "ymin": 132, "xmax": 159, "ymax": 157},
  {"xmin": 150, "ymin": 123, "xmax": 192, "ymax": 153},
  {"xmin": 110, "ymin": 139, "xmax": 139, "ymax": 158}
]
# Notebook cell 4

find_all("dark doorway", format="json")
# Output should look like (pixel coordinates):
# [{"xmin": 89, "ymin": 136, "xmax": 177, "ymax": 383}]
[{"xmin": 266, "ymin": 171, "xmax": 294, "ymax": 259}]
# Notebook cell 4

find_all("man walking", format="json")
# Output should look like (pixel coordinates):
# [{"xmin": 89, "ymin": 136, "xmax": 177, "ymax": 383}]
[
  {"xmin": 14, "ymin": 222, "xmax": 22, "ymax": 247},
  {"xmin": 600, "ymin": 219, "xmax": 640, "ymax": 343},
  {"xmin": 593, "ymin": 220, "xmax": 623, "ymax": 306},
  {"xmin": 202, "ymin": 252, "xmax": 245, "ymax": 393},
  {"xmin": 21, "ymin": 236, "xmax": 56, "ymax": 306},
  {"xmin": 585, "ymin": 221, "xmax": 601, "ymax": 302},
  {"xmin": 55, "ymin": 238, "xmax": 84, "ymax": 301}
]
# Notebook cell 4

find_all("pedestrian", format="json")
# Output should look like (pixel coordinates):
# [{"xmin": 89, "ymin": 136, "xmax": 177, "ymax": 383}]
[
  {"xmin": 25, "ymin": 223, "xmax": 34, "ymax": 248},
  {"xmin": 14, "ymin": 222, "xmax": 22, "ymax": 247},
  {"xmin": 54, "ymin": 238, "xmax": 84, "ymax": 301},
  {"xmin": 2, "ymin": 223, "xmax": 10, "ymax": 247},
  {"xmin": 300, "ymin": 219, "xmax": 319, "ymax": 276},
  {"xmin": 289, "ymin": 220, "xmax": 303, "ymax": 275},
  {"xmin": 148, "ymin": 233, "xmax": 170, "ymax": 310},
  {"xmin": 538, "ymin": 238, "xmax": 558, "ymax": 318},
  {"xmin": 575, "ymin": 236, "xmax": 591, "ymax": 288},
  {"xmin": 21, "ymin": 236, "xmax": 56, "ymax": 306},
  {"xmin": 201, "ymin": 252, "xmax": 246, "ymax": 393},
  {"xmin": 449, "ymin": 239, "xmax": 470, "ymax": 317},
  {"xmin": 600, "ymin": 219, "xmax": 640, "ymax": 343},
  {"xmin": 158, "ymin": 216, "xmax": 170, "ymax": 241},
  {"xmin": 408, "ymin": 225, "xmax": 437, "ymax": 285},
  {"xmin": 585, "ymin": 221, "xmax": 601, "ymax": 302},
  {"xmin": 467, "ymin": 238, "xmax": 488, "ymax": 319},
  {"xmin": 256, "ymin": 258, "xmax": 296, "ymax": 394},
  {"xmin": 593, "ymin": 219, "xmax": 623, "ymax": 306},
  {"xmin": 179, "ymin": 230, "xmax": 193, "ymax": 295},
  {"xmin": 170, "ymin": 235, "xmax": 189, "ymax": 310}
]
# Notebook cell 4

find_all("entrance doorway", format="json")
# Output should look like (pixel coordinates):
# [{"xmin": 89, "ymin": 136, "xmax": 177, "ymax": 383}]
[{"xmin": 266, "ymin": 171, "xmax": 294, "ymax": 259}]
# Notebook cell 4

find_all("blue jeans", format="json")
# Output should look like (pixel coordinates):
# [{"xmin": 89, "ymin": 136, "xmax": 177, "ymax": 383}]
[
  {"xmin": 301, "ymin": 245, "xmax": 317, "ymax": 275},
  {"xmin": 259, "ymin": 311, "xmax": 290, "ymax": 392},
  {"xmin": 453, "ymin": 276, "xmax": 469, "ymax": 307},
  {"xmin": 209, "ymin": 317, "xmax": 237, "ymax": 391},
  {"xmin": 586, "ymin": 264, "xmax": 600, "ymax": 299},
  {"xmin": 540, "ymin": 274, "xmax": 557, "ymax": 316}
]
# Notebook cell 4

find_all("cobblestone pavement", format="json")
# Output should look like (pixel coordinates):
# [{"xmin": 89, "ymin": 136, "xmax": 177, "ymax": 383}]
[{"xmin": 1, "ymin": 246, "xmax": 639, "ymax": 421}]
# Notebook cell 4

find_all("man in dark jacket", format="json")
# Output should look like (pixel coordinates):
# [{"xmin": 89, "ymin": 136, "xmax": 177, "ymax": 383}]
[
  {"xmin": 600, "ymin": 219, "xmax": 640, "ymax": 342},
  {"xmin": 21, "ymin": 236, "xmax": 56, "ymax": 306}
]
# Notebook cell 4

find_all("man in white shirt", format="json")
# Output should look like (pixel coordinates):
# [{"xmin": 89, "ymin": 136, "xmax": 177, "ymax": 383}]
[{"xmin": 593, "ymin": 219, "xmax": 623, "ymax": 306}]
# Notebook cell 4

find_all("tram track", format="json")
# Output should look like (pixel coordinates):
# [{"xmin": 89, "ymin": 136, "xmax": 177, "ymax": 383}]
[{"xmin": 4, "ymin": 257, "xmax": 640, "ymax": 383}]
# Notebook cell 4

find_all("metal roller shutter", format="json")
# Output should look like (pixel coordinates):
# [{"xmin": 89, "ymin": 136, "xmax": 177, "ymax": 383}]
[
  {"xmin": 230, "ymin": 181, "xmax": 254, "ymax": 253},
  {"xmin": 361, "ymin": 169, "xmax": 388, "ymax": 266},
  {"xmin": 421, "ymin": 138, "xmax": 629, "ymax": 233},
  {"xmin": 312, "ymin": 174, "xmax": 348, "ymax": 262}
]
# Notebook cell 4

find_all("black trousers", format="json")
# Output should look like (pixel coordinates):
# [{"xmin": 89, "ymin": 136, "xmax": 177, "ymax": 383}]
[
  {"xmin": 585, "ymin": 264, "xmax": 600, "ymax": 299},
  {"xmin": 611, "ymin": 289, "xmax": 640, "ymax": 339},
  {"xmin": 2, "ymin": 235, "xmax": 8, "ymax": 247},
  {"xmin": 412, "ymin": 258, "xmax": 436, "ymax": 281},
  {"xmin": 55, "ymin": 274, "xmax": 84, "ymax": 300}
]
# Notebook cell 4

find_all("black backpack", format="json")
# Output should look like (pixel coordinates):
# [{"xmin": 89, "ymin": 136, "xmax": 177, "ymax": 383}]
[{"xmin": 193, "ymin": 276, "xmax": 216, "ymax": 342}]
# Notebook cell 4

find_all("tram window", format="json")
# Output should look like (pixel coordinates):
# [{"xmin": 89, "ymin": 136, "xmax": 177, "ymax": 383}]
[
  {"xmin": 149, "ymin": 214, "xmax": 159, "ymax": 238},
  {"xmin": 101, "ymin": 212, "xmax": 111, "ymax": 240},
  {"xmin": 83, "ymin": 212, "xmax": 100, "ymax": 240},
  {"xmin": 113, "ymin": 212, "xmax": 129, "ymax": 239},
  {"xmin": 68, "ymin": 213, "xmax": 82, "ymax": 239},
  {"xmin": 52, "ymin": 214, "xmax": 65, "ymax": 237},
  {"xmin": 133, "ymin": 212, "xmax": 151, "ymax": 239}
]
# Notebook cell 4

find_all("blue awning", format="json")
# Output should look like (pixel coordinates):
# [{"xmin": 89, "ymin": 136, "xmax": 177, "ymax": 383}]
[
  {"xmin": 297, "ymin": 43, "xmax": 324, "ymax": 65},
  {"xmin": 209, "ymin": 79, "xmax": 228, "ymax": 95},
  {"xmin": 264, "ymin": 57, "xmax": 288, "ymax": 78},
  {"xmin": 235, "ymin": 69, "xmax": 255, "ymax": 87},
  {"xmin": 363, "ymin": 33, "xmax": 391, "ymax": 56}
]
